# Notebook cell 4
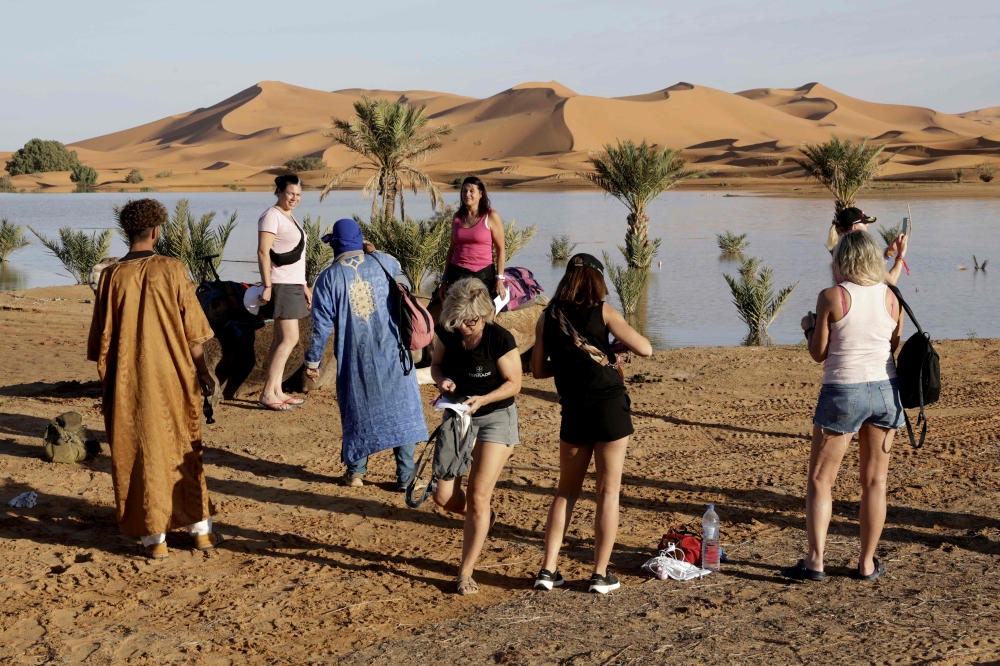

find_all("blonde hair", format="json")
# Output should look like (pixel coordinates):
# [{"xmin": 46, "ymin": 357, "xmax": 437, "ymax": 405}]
[
  {"xmin": 834, "ymin": 230, "xmax": 884, "ymax": 286},
  {"xmin": 440, "ymin": 278, "xmax": 494, "ymax": 331},
  {"xmin": 826, "ymin": 223, "xmax": 841, "ymax": 252}
]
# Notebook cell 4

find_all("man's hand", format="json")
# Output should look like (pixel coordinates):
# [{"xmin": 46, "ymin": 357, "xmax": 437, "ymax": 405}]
[
  {"xmin": 198, "ymin": 370, "xmax": 216, "ymax": 397},
  {"xmin": 305, "ymin": 367, "xmax": 320, "ymax": 381}
]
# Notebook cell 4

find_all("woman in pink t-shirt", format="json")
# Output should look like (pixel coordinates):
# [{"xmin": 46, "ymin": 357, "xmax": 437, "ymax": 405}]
[
  {"xmin": 438, "ymin": 177, "xmax": 507, "ymax": 301},
  {"xmin": 256, "ymin": 174, "xmax": 311, "ymax": 411}
]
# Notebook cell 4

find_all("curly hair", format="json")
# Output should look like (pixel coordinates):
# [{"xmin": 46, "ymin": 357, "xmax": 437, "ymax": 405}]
[
  {"xmin": 440, "ymin": 278, "xmax": 494, "ymax": 332},
  {"xmin": 119, "ymin": 198, "xmax": 167, "ymax": 240}
]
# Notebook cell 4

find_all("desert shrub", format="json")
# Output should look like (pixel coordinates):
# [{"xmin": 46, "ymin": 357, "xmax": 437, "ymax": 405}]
[
  {"xmin": 696, "ymin": 171, "xmax": 714, "ymax": 179},
  {"xmin": 548, "ymin": 234, "xmax": 577, "ymax": 261},
  {"xmin": 716, "ymin": 231, "xmax": 749, "ymax": 255},
  {"xmin": 303, "ymin": 214, "xmax": 333, "ymax": 286},
  {"xmin": 723, "ymin": 256, "xmax": 797, "ymax": 346},
  {"xmin": 956, "ymin": 168, "xmax": 964, "ymax": 183},
  {"xmin": 355, "ymin": 212, "xmax": 451, "ymax": 293},
  {"xmin": 70, "ymin": 164, "xmax": 99, "ymax": 190},
  {"xmin": 284, "ymin": 156, "xmax": 327, "ymax": 172},
  {"xmin": 736, "ymin": 171, "xmax": 750, "ymax": 178},
  {"xmin": 5, "ymin": 138, "xmax": 80, "ymax": 176},
  {"xmin": 0, "ymin": 176, "xmax": 15, "ymax": 193},
  {"xmin": 719, "ymin": 182, "xmax": 730, "ymax": 187},
  {"xmin": 978, "ymin": 161, "xmax": 996, "ymax": 183},
  {"xmin": 225, "ymin": 184, "xmax": 238, "ymax": 191},
  {"xmin": 29, "ymin": 226, "xmax": 112, "ymax": 284},
  {"xmin": 124, "ymin": 169, "xmax": 144, "ymax": 184},
  {"xmin": 139, "ymin": 187, "xmax": 159, "ymax": 192},
  {"xmin": 155, "ymin": 170, "xmax": 173, "ymax": 178},
  {"xmin": 0, "ymin": 218, "xmax": 30, "ymax": 262}
]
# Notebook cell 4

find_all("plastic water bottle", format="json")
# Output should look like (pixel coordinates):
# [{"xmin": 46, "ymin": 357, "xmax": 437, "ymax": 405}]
[{"xmin": 701, "ymin": 505, "xmax": 721, "ymax": 572}]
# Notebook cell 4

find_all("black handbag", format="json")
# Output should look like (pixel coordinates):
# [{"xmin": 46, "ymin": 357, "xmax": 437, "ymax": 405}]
[
  {"xmin": 889, "ymin": 285, "xmax": 941, "ymax": 449},
  {"xmin": 269, "ymin": 218, "xmax": 305, "ymax": 266}
]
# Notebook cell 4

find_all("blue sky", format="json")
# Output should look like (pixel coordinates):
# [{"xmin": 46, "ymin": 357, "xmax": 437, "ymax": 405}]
[{"xmin": 3, "ymin": 0, "xmax": 998, "ymax": 149}]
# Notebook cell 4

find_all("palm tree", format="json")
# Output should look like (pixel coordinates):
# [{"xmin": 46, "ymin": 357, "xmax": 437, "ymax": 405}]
[
  {"xmin": 723, "ymin": 256, "xmax": 797, "ymax": 346},
  {"xmin": 583, "ymin": 139, "xmax": 696, "ymax": 267},
  {"xmin": 796, "ymin": 136, "xmax": 892, "ymax": 223},
  {"xmin": 320, "ymin": 96, "xmax": 453, "ymax": 219},
  {"xmin": 0, "ymin": 218, "xmax": 30, "ymax": 263}
]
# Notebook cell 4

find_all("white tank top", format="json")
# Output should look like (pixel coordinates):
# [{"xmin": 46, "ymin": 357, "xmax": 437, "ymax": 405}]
[{"xmin": 822, "ymin": 282, "xmax": 897, "ymax": 385}]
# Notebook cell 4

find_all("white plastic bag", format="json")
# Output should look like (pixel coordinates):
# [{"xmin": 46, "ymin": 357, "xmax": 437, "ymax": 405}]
[{"xmin": 642, "ymin": 543, "xmax": 712, "ymax": 581}]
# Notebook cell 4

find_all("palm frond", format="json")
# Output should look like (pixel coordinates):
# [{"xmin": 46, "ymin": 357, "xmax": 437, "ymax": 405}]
[
  {"xmin": 723, "ymin": 256, "xmax": 797, "ymax": 345},
  {"xmin": 29, "ymin": 226, "xmax": 112, "ymax": 284},
  {"xmin": 0, "ymin": 218, "xmax": 30, "ymax": 262},
  {"xmin": 796, "ymin": 136, "xmax": 892, "ymax": 218}
]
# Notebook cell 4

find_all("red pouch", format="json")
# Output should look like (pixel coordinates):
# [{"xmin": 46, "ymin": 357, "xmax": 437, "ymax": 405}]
[{"xmin": 657, "ymin": 526, "xmax": 703, "ymax": 567}]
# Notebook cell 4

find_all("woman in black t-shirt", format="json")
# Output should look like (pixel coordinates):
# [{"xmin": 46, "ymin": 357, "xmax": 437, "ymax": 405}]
[
  {"xmin": 429, "ymin": 278, "xmax": 522, "ymax": 595},
  {"xmin": 530, "ymin": 253, "xmax": 652, "ymax": 594}
]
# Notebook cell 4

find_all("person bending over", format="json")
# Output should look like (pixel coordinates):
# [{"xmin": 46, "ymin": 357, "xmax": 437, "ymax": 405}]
[
  {"xmin": 530, "ymin": 253, "xmax": 652, "ymax": 594},
  {"xmin": 782, "ymin": 230, "xmax": 904, "ymax": 582},
  {"xmin": 430, "ymin": 278, "xmax": 522, "ymax": 595}
]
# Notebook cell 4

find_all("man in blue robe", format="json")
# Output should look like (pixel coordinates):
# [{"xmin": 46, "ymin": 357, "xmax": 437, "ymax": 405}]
[{"xmin": 305, "ymin": 218, "xmax": 427, "ymax": 489}]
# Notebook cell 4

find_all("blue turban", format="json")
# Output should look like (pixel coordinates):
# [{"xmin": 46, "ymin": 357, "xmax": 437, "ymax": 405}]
[{"xmin": 323, "ymin": 218, "xmax": 364, "ymax": 256}]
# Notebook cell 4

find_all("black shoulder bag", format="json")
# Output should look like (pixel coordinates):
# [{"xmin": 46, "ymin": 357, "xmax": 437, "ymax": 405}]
[
  {"xmin": 269, "ymin": 217, "xmax": 305, "ymax": 266},
  {"xmin": 888, "ymin": 285, "xmax": 941, "ymax": 449}
]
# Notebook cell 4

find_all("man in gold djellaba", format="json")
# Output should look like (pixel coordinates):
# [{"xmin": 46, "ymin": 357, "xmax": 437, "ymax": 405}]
[{"xmin": 88, "ymin": 198, "xmax": 223, "ymax": 559}]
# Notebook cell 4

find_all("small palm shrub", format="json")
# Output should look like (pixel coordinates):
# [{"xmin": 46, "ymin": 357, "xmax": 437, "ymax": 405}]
[
  {"xmin": 978, "ymin": 161, "xmax": 996, "ymax": 183},
  {"xmin": 502, "ymin": 219, "xmax": 536, "ymax": 262},
  {"xmin": 303, "ymin": 214, "xmax": 333, "ymax": 286},
  {"xmin": 796, "ymin": 136, "xmax": 891, "ymax": 227},
  {"xmin": 603, "ymin": 234, "xmax": 661, "ymax": 315},
  {"xmin": 355, "ymin": 212, "xmax": 451, "ymax": 294},
  {"xmin": 284, "ymin": 156, "xmax": 327, "ymax": 172},
  {"xmin": 724, "ymin": 256, "xmax": 798, "ymax": 346},
  {"xmin": 124, "ymin": 169, "xmax": 144, "ymax": 184},
  {"xmin": 29, "ymin": 226, "xmax": 112, "ymax": 284},
  {"xmin": 548, "ymin": 235, "xmax": 577, "ymax": 260},
  {"xmin": 70, "ymin": 164, "xmax": 99, "ymax": 191},
  {"xmin": 716, "ymin": 231, "xmax": 749, "ymax": 255},
  {"xmin": 0, "ymin": 219, "xmax": 30, "ymax": 262},
  {"xmin": 0, "ymin": 176, "xmax": 15, "ymax": 193},
  {"xmin": 877, "ymin": 222, "xmax": 901, "ymax": 249},
  {"xmin": 155, "ymin": 170, "xmax": 173, "ymax": 178}
]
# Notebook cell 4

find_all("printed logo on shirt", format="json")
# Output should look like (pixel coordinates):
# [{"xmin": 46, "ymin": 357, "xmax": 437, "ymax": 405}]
[{"xmin": 469, "ymin": 365, "xmax": 492, "ymax": 378}]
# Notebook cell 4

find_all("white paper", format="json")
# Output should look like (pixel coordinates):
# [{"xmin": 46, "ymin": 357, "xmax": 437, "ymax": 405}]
[
  {"xmin": 432, "ymin": 396, "xmax": 472, "ymax": 436},
  {"xmin": 493, "ymin": 289, "xmax": 511, "ymax": 314}
]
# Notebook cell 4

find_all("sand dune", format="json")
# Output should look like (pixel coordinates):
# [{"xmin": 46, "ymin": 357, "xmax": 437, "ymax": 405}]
[{"xmin": 5, "ymin": 80, "xmax": 999, "ymax": 192}]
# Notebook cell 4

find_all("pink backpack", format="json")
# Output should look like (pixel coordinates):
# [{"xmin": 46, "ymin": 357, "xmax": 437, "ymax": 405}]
[{"xmin": 370, "ymin": 254, "xmax": 433, "ymax": 375}]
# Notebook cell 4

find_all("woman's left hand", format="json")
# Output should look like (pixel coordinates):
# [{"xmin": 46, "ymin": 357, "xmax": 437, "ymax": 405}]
[
  {"xmin": 463, "ymin": 395, "xmax": 489, "ymax": 415},
  {"xmin": 304, "ymin": 285, "xmax": 313, "ymax": 309},
  {"xmin": 801, "ymin": 312, "xmax": 817, "ymax": 331},
  {"xmin": 495, "ymin": 277, "xmax": 508, "ymax": 299}
]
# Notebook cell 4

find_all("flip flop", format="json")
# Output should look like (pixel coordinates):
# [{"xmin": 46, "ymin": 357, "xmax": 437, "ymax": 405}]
[
  {"xmin": 283, "ymin": 397, "xmax": 306, "ymax": 407},
  {"xmin": 780, "ymin": 559, "xmax": 826, "ymax": 581},
  {"xmin": 257, "ymin": 400, "xmax": 291, "ymax": 411},
  {"xmin": 855, "ymin": 557, "xmax": 886, "ymax": 582}
]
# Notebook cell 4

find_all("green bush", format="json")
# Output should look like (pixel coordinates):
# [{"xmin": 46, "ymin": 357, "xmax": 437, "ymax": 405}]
[
  {"xmin": 736, "ymin": 171, "xmax": 750, "ymax": 178},
  {"xmin": 154, "ymin": 170, "xmax": 173, "ymax": 178},
  {"xmin": 125, "ymin": 169, "xmax": 144, "ymax": 184},
  {"xmin": 303, "ymin": 215, "xmax": 333, "ymax": 286},
  {"xmin": 5, "ymin": 138, "xmax": 80, "ymax": 176},
  {"xmin": 70, "ymin": 164, "xmax": 99, "ymax": 190},
  {"xmin": 602, "ymin": 234, "xmax": 661, "ymax": 315},
  {"xmin": 139, "ymin": 187, "xmax": 159, "ymax": 192},
  {"xmin": 723, "ymin": 256, "xmax": 797, "ymax": 346},
  {"xmin": 225, "ymin": 184, "xmax": 238, "ymax": 191},
  {"xmin": 283, "ymin": 156, "xmax": 327, "ymax": 172},
  {"xmin": 716, "ymin": 231, "xmax": 749, "ymax": 255},
  {"xmin": 548, "ymin": 235, "xmax": 577, "ymax": 261},
  {"xmin": 29, "ymin": 226, "xmax": 112, "ymax": 284},
  {"xmin": 0, "ymin": 176, "xmax": 15, "ymax": 193},
  {"xmin": 502, "ymin": 219, "xmax": 536, "ymax": 262},
  {"xmin": 0, "ymin": 218, "xmax": 30, "ymax": 262}
]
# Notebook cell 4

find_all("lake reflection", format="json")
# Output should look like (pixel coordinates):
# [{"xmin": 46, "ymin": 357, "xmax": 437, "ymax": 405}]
[{"xmin": 1, "ymin": 191, "xmax": 997, "ymax": 348}]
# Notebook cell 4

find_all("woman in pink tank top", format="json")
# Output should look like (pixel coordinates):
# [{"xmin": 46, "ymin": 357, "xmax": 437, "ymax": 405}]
[
  {"xmin": 782, "ymin": 231, "xmax": 904, "ymax": 584},
  {"xmin": 438, "ymin": 177, "xmax": 507, "ymax": 300}
]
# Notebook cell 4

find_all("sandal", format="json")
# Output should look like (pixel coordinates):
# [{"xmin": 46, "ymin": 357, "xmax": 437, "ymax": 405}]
[
  {"xmin": 283, "ymin": 397, "xmax": 306, "ymax": 407},
  {"xmin": 257, "ymin": 400, "xmax": 291, "ymax": 411},
  {"xmin": 855, "ymin": 557, "xmax": 885, "ymax": 582},
  {"xmin": 780, "ymin": 559, "xmax": 825, "ymax": 581},
  {"xmin": 457, "ymin": 575, "xmax": 479, "ymax": 595}
]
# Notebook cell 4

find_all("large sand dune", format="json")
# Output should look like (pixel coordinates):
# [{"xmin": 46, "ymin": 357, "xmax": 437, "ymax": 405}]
[{"xmin": 4, "ymin": 80, "xmax": 999, "ymax": 192}]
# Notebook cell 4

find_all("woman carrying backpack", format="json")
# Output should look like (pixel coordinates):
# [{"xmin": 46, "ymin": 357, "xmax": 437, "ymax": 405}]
[
  {"xmin": 783, "ymin": 230, "xmax": 904, "ymax": 583},
  {"xmin": 530, "ymin": 254, "xmax": 652, "ymax": 594}
]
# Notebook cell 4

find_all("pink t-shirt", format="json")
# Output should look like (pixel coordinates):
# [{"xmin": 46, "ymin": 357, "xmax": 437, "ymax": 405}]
[{"xmin": 258, "ymin": 206, "xmax": 306, "ymax": 285}]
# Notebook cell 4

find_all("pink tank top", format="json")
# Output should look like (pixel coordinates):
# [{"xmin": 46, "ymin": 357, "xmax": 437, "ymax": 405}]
[
  {"xmin": 450, "ymin": 213, "xmax": 494, "ymax": 272},
  {"xmin": 822, "ymin": 282, "xmax": 897, "ymax": 385}
]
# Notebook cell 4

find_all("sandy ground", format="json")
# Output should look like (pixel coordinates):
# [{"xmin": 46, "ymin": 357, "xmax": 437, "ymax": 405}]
[{"xmin": 2, "ymin": 286, "xmax": 1000, "ymax": 665}]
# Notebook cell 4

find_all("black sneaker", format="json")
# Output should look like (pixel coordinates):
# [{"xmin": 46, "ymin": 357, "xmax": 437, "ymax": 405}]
[
  {"xmin": 588, "ymin": 572, "xmax": 620, "ymax": 594},
  {"xmin": 533, "ymin": 569, "xmax": 564, "ymax": 591}
]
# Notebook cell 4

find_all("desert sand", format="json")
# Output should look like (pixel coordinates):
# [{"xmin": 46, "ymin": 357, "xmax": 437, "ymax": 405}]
[
  {"xmin": 3, "ymin": 285, "xmax": 1000, "ymax": 664},
  {"xmin": 2, "ymin": 81, "xmax": 999, "ymax": 195}
]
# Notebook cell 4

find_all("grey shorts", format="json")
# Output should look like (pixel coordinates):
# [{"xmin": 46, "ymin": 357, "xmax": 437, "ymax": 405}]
[
  {"xmin": 269, "ymin": 283, "xmax": 309, "ymax": 319},
  {"xmin": 472, "ymin": 403, "xmax": 520, "ymax": 446}
]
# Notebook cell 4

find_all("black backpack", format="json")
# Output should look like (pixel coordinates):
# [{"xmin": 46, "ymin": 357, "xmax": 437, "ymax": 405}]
[{"xmin": 889, "ymin": 285, "xmax": 940, "ymax": 449}]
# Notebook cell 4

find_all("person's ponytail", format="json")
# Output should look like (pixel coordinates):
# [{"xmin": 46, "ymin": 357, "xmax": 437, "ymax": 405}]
[{"xmin": 826, "ymin": 223, "xmax": 840, "ymax": 252}]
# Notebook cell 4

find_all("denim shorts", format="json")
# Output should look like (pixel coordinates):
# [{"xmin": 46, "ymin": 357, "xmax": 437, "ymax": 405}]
[
  {"xmin": 472, "ymin": 403, "xmax": 520, "ymax": 446},
  {"xmin": 813, "ymin": 379, "xmax": 903, "ymax": 434}
]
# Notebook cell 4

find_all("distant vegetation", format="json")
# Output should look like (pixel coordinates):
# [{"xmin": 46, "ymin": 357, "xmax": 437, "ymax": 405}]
[
  {"xmin": 70, "ymin": 164, "xmax": 99, "ymax": 191},
  {"xmin": 5, "ymin": 138, "xmax": 80, "ymax": 176},
  {"xmin": 284, "ymin": 156, "xmax": 327, "ymax": 172},
  {"xmin": 716, "ymin": 231, "xmax": 749, "ymax": 256},
  {"xmin": 29, "ymin": 226, "xmax": 112, "ymax": 284},
  {"xmin": 724, "ymin": 256, "xmax": 797, "ymax": 346},
  {"xmin": 124, "ymin": 169, "xmax": 144, "ymax": 184},
  {"xmin": 978, "ymin": 161, "xmax": 996, "ymax": 183},
  {"xmin": 155, "ymin": 170, "xmax": 173, "ymax": 178},
  {"xmin": 0, "ymin": 219, "xmax": 30, "ymax": 262},
  {"xmin": 548, "ymin": 235, "xmax": 577, "ymax": 261},
  {"xmin": 0, "ymin": 176, "xmax": 15, "ymax": 193}
]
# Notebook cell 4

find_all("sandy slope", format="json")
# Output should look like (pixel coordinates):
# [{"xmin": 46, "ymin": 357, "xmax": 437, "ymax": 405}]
[
  {"xmin": 3, "ymin": 286, "xmax": 1000, "ymax": 664},
  {"xmin": 3, "ymin": 80, "xmax": 1000, "ymax": 193}
]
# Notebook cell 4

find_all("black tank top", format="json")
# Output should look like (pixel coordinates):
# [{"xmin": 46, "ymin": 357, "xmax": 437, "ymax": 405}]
[{"xmin": 542, "ymin": 303, "xmax": 625, "ymax": 401}]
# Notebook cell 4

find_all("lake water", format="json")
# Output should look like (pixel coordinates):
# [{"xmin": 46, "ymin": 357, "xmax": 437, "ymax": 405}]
[{"xmin": 2, "ymin": 191, "xmax": 997, "ymax": 348}]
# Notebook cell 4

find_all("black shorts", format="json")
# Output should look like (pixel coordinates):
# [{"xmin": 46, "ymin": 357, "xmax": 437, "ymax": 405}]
[
  {"xmin": 265, "ymin": 283, "xmax": 309, "ymax": 320},
  {"xmin": 559, "ymin": 392, "xmax": 634, "ymax": 446}
]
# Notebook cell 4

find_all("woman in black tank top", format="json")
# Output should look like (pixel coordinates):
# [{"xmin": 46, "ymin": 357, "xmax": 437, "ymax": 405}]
[{"xmin": 529, "ymin": 253, "xmax": 652, "ymax": 594}]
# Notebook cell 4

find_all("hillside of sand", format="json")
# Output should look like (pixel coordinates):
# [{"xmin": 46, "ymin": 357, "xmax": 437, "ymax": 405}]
[{"xmin": 3, "ymin": 80, "xmax": 1000, "ymax": 193}]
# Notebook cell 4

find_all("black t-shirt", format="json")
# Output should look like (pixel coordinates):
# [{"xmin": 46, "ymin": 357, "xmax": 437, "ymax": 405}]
[
  {"xmin": 435, "ymin": 322, "xmax": 517, "ymax": 416},
  {"xmin": 542, "ymin": 303, "xmax": 625, "ymax": 402}
]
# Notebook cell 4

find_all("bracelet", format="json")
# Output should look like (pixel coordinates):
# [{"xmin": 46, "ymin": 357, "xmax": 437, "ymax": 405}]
[
  {"xmin": 804, "ymin": 327, "xmax": 815, "ymax": 339},
  {"xmin": 263, "ymin": 285, "xmax": 272, "ymax": 289},
  {"xmin": 496, "ymin": 275, "xmax": 506, "ymax": 281}
]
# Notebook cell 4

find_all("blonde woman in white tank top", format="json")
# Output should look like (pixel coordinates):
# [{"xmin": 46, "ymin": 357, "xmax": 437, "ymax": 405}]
[{"xmin": 782, "ymin": 231, "xmax": 904, "ymax": 583}]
